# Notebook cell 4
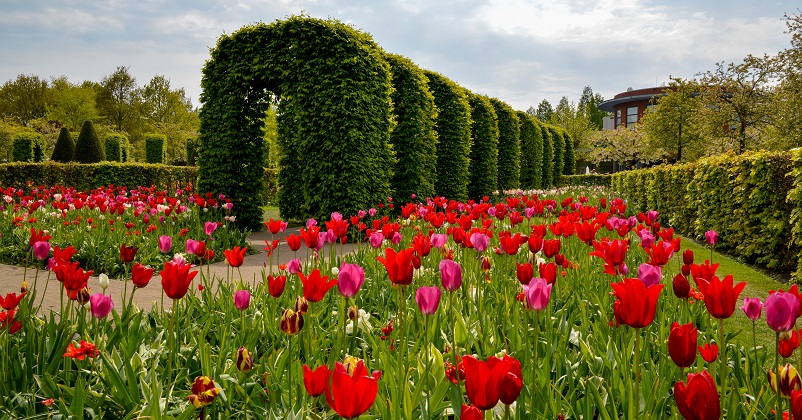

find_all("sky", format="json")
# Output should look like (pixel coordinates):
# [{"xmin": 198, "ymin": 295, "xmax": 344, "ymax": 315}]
[{"xmin": 0, "ymin": 0, "xmax": 797, "ymax": 112}]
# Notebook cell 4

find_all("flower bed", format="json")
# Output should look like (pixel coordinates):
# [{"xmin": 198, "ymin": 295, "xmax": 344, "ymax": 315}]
[{"xmin": 0, "ymin": 186, "xmax": 797, "ymax": 418}]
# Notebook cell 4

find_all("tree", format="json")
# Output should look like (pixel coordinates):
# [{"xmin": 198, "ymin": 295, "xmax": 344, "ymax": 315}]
[
  {"xmin": 51, "ymin": 127, "xmax": 75, "ymax": 162},
  {"xmin": 0, "ymin": 74, "xmax": 50, "ymax": 125},
  {"xmin": 140, "ymin": 75, "xmax": 198, "ymax": 162},
  {"xmin": 74, "ymin": 120, "xmax": 105, "ymax": 163},
  {"xmin": 578, "ymin": 86, "xmax": 609, "ymax": 130},
  {"xmin": 97, "ymin": 66, "xmax": 140, "ymax": 132},
  {"xmin": 48, "ymin": 77, "xmax": 99, "ymax": 130},
  {"xmin": 549, "ymin": 96, "xmax": 596, "ymax": 162},
  {"xmin": 588, "ymin": 125, "xmax": 660, "ymax": 169},
  {"xmin": 490, "ymin": 97, "xmax": 520, "ymax": 191},
  {"xmin": 639, "ymin": 78, "xmax": 705, "ymax": 162},
  {"xmin": 535, "ymin": 99, "xmax": 554, "ymax": 123},
  {"xmin": 768, "ymin": 13, "xmax": 802, "ymax": 148}
]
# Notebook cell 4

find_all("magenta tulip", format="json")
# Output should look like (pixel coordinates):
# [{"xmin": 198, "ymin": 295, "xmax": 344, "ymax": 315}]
[
  {"xmin": 439, "ymin": 259, "xmax": 463, "ymax": 291},
  {"xmin": 337, "ymin": 262, "xmax": 365, "ymax": 298},
  {"xmin": 524, "ymin": 277, "xmax": 552, "ymax": 311},
  {"xmin": 204, "ymin": 221, "xmax": 217, "ymax": 237},
  {"xmin": 765, "ymin": 291, "xmax": 800, "ymax": 333},
  {"xmin": 33, "ymin": 241, "xmax": 50, "ymax": 260},
  {"xmin": 234, "ymin": 290, "xmax": 251, "ymax": 311},
  {"xmin": 89, "ymin": 293, "xmax": 114, "ymax": 319},
  {"xmin": 369, "ymin": 232, "xmax": 385, "ymax": 249},
  {"xmin": 637, "ymin": 263, "xmax": 662, "ymax": 288},
  {"xmin": 158, "ymin": 235, "xmax": 172, "ymax": 253},
  {"xmin": 741, "ymin": 297, "xmax": 763, "ymax": 321},
  {"xmin": 416, "ymin": 286, "xmax": 442, "ymax": 315},
  {"xmin": 705, "ymin": 230, "xmax": 718, "ymax": 246}
]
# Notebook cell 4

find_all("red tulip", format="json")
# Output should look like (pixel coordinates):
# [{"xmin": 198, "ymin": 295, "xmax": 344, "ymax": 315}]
[
  {"xmin": 52, "ymin": 245, "xmax": 77, "ymax": 263},
  {"xmin": 574, "ymin": 220, "xmax": 600, "ymax": 245},
  {"xmin": 462, "ymin": 354, "xmax": 521, "ymax": 410},
  {"xmin": 63, "ymin": 340, "xmax": 98, "ymax": 360},
  {"xmin": 498, "ymin": 231, "xmax": 523, "ymax": 256},
  {"xmin": 301, "ymin": 226, "xmax": 321, "ymax": 249},
  {"xmin": 698, "ymin": 343, "xmax": 718, "ymax": 363},
  {"xmin": 160, "ymin": 261, "xmax": 198, "ymax": 300},
  {"xmin": 696, "ymin": 274, "xmax": 746, "ymax": 319},
  {"xmin": 674, "ymin": 370, "xmax": 720, "ymax": 420},
  {"xmin": 590, "ymin": 239, "xmax": 628, "ymax": 276},
  {"xmin": 265, "ymin": 218, "xmax": 288, "ymax": 234},
  {"xmin": 542, "ymin": 239, "xmax": 561, "ymax": 258},
  {"xmin": 610, "ymin": 278, "xmax": 663, "ymax": 329},
  {"xmin": 689, "ymin": 260, "xmax": 719, "ymax": 283},
  {"xmin": 132, "ymin": 263, "xmax": 154, "ymax": 288},
  {"xmin": 527, "ymin": 235, "xmax": 543, "ymax": 254},
  {"xmin": 538, "ymin": 261, "xmax": 557, "ymax": 285},
  {"xmin": 412, "ymin": 234, "xmax": 432, "ymax": 258},
  {"xmin": 376, "ymin": 247, "xmax": 415, "ymax": 286},
  {"xmin": 644, "ymin": 240, "xmax": 673, "ymax": 267},
  {"xmin": 224, "ymin": 246, "xmax": 247, "ymax": 268},
  {"xmin": 460, "ymin": 404, "xmax": 483, "ymax": 420},
  {"xmin": 780, "ymin": 330, "xmax": 801, "ymax": 358},
  {"xmin": 54, "ymin": 261, "xmax": 93, "ymax": 300},
  {"xmin": 29, "ymin": 228, "xmax": 52, "ymax": 248},
  {"xmin": 673, "ymin": 273, "xmax": 691, "ymax": 299},
  {"xmin": 497, "ymin": 355, "xmax": 523, "ymax": 405},
  {"xmin": 516, "ymin": 262, "xmax": 534, "ymax": 285},
  {"xmin": 668, "ymin": 322, "xmax": 697, "ymax": 368},
  {"xmin": 0, "ymin": 292, "xmax": 26, "ymax": 311},
  {"xmin": 285, "ymin": 234, "xmax": 302, "ymax": 252},
  {"xmin": 324, "ymin": 360, "xmax": 382, "ymax": 419},
  {"xmin": 267, "ymin": 274, "xmax": 287, "ymax": 298},
  {"xmin": 791, "ymin": 389, "xmax": 802, "ymax": 419},
  {"xmin": 119, "ymin": 244, "xmax": 138, "ymax": 263},
  {"xmin": 303, "ymin": 364, "xmax": 330, "ymax": 397},
  {"xmin": 299, "ymin": 269, "xmax": 338, "ymax": 303},
  {"xmin": 683, "ymin": 249, "xmax": 694, "ymax": 265}
]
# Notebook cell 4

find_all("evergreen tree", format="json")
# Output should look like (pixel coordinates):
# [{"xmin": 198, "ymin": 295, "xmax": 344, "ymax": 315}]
[
  {"xmin": 549, "ymin": 126, "xmax": 564, "ymax": 185},
  {"xmin": 51, "ymin": 127, "xmax": 75, "ymax": 162},
  {"xmin": 562, "ymin": 131, "xmax": 575, "ymax": 175},
  {"xmin": 73, "ymin": 120, "xmax": 105, "ymax": 163}
]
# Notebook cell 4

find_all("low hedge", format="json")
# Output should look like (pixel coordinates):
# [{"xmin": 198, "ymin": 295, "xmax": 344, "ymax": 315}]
[
  {"xmin": 611, "ymin": 150, "xmax": 798, "ymax": 277},
  {"xmin": 559, "ymin": 174, "xmax": 612, "ymax": 188}
]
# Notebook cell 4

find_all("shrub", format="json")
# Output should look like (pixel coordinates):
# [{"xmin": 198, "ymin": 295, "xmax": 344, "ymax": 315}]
[
  {"xmin": 186, "ymin": 138, "xmax": 197, "ymax": 166},
  {"xmin": 490, "ymin": 98, "xmax": 520, "ymax": 191},
  {"xmin": 424, "ymin": 70, "xmax": 472, "ymax": 202},
  {"xmin": 0, "ymin": 162, "xmax": 197, "ymax": 192},
  {"xmin": 104, "ymin": 133, "xmax": 128, "ymax": 162},
  {"xmin": 32, "ymin": 136, "xmax": 45, "ymax": 162},
  {"xmin": 12, "ymin": 132, "xmax": 38, "ymax": 162},
  {"xmin": 145, "ymin": 134, "xmax": 166, "ymax": 164},
  {"xmin": 548, "ymin": 126, "xmax": 564, "ymax": 186},
  {"xmin": 385, "ymin": 54, "xmax": 438, "ymax": 202},
  {"xmin": 539, "ymin": 123, "xmax": 553, "ymax": 188},
  {"xmin": 467, "ymin": 93, "xmax": 499, "ymax": 200},
  {"xmin": 51, "ymin": 127, "xmax": 75, "ymax": 163},
  {"xmin": 559, "ymin": 174, "xmax": 611, "ymax": 187},
  {"xmin": 562, "ymin": 131, "xmax": 575, "ymax": 175},
  {"xmin": 517, "ymin": 111, "xmax": 542, "ymax": 190},
  {"xmin": 74, "ymin": 121, "xmax": 105, "ymax": 163}
]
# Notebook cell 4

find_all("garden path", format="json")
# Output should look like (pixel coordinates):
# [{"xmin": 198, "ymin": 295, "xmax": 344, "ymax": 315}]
[{"xmin": 0, "ymin": 227, "xmax": 358, "ymax": 314}]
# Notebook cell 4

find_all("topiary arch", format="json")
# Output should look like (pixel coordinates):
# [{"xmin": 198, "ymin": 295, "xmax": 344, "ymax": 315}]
[{"xmin": 199, "ymin": 16, "xmax": 394, "ymax": 230}]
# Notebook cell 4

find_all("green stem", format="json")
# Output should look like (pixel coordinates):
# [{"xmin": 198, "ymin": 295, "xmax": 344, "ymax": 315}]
[
  {"xmin": 634, "ymin": 330, "xmax": 641, "ymax": 412},
  {"xmin": 168, "ymin": 299, "xmax": 176, "ymax": 381},
  {"xmin": 719, "ymin": 318, "xmax": 726, "ymax": 401},
  {"xmin": 777, "ymin": 331, "xmax": 781, "ymax": 420},
  {"xmin": 449, "ymin": 291, "xmax": 462, "ymax": 407},
  {"xmin": 532, "ymin": 310, "xmax": 540, "ymax": 415},
  {"xmin": 424, "ymin": 315, "xmax": 431, "ymax": 420}
]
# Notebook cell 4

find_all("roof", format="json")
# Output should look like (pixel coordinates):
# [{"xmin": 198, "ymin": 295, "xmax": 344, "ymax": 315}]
[{"xmin": 598, "ymin": 87, "xmax": 669, "ymax": 112}]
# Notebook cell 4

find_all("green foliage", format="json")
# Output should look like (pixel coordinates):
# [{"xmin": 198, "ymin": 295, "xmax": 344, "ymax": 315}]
[
  {"xmin": 186, "ymin": 138, "xmax": 197, "ymax": 166},
  {"xmin": 32, "ymin": 135, "xmax": 45, "ymax": 162},
  {"xmin": 613, "ymin": 151, "xmax": 798, "ymax": 276},
  {"xmin": 73, "ymin": 120, "xmax": 105, "ymax": 163},
  {"xmin": 144, "ymin": 134, "xmax": 165, "ymax": 164},
  {"xmin": 467, "ymin": 94, "xmax": 499, "ymax": 200},
  {"xmin": 559, "ymin": 174, "xmax": 611, "ymax": 187},
  {"xmin": 490, "ymin": 98, "xmax": 520, "ymax": 191},
  {"xmin": 51, "ymin": 127, "xmax": 75, "ymax": 163},
  {"xmin": 517, "ymin": 111, "xmax": 542, "ymax": 190},
  {"xmin": 200, "ymin": 16, "xmax": 394, "ymax": 228},
  {"xmin": 548, "ymin": 126, "xmax": 564, "ymax": 186},
  {"xmin": 11, "ymin": 132, "xmax": 41, "ymax": 162},
  {"xmin": 385, "ymin": 54, "xmax": 438, "ymax": 202},
  {"xmin": 424, "ymin": 71, "xmax": 472, "ymax": 202},
  {"xmin": 562, "ymin": 131, "xmax": 575, "ymax": 175},
  {"xmin": 0, "ymin": 162, "xmax": 198, "ymax": 192},
  {"xmin": 540, "ymin": 123, "xmax": 553, "ymax": 188},
  {"xmin": 103, "ymin": 133, "xmax": 128, "ymax": 162}
]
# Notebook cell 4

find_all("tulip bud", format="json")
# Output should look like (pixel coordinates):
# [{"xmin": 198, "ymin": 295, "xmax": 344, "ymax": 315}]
[
  {"xmin": 681, "ymin": 264, "xmax": 691, "ymax": 276},
  {"xmin": 294, "ymin": 296, "xmax": 308, "ymax": 315},
  {"xmin": 280, "ymin": 308, "xmax": 304, "ymax": 335},
  {"xmin": 76, "ymin": 287, "xmax": 91, "ymax": 305},
  {"xmin": 237, "ymin": 346, "xmax": 254, "ymax": 373},
  {"xmin": 673, "ymin": 273, "xmax": 691, "ymax": 299},
  {"xmin": 682, "ymin": 249, "xmax": 694, "ymax": 265},
  {"xmin": 20, "ymin": 280, "xmax": 29, "ymax": 294},
  {"xmin": 348, "ymin": 305, "xmax": 359, "ymax": 321},
  {"xmin": 234, "ymin": 289, "xmax": 251, "ymax": 311},
  {"xmin": 99, "ymin": 273, "xmax": 109, "ymax": 291}
]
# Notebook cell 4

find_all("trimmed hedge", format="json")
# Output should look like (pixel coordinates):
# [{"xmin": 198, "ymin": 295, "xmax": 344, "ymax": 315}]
[
  {"xmin": 74, "ymin": 121, "xmax": 105, "ymax": 163},
  {"xmin": 51, "ymin": 128, "xmax": 75, "ymax": 163},
  {"xmin": 145, "ymin": 134, "xmax": 166, "ymax": 164},
  {"xmin": 201, "ymin": 16, "xmax": 394, "ymax": 229},
  {"xmin": 548, "ymin": 126, "xmax": 564, "ymax": 186},
  {"xmin": 611, "ymin": 151, "xmax": 798, "ymax": 276},
  {"xmin": 424, "ymin": 70, "xmax": 472, "ymax": 202},
  {"xmin": 467, "ymin": 93, "xmax": 499, "ymax": 200},
  {"xmin": 517, "ymin": 111, "xmax": 542, "ymax": 190},
  {"xmin": 490, "ymin": 98, "xmax": 520, "ymax": 191},
  {"xmin": 562, "ymin": 131, "xmax": 575, "ymax": 175},
  {"xmin": 539, "ymin": 123, "xmax": 553, "ymax": 188},
  {"xmin": 104, "ymin": 133, "xmax": 128, "ymax": 162},
  {"xmin": 12, "ymin": 132, "xmax": 43, "ymax": 162},
  {"xmin": 385, "ymin": 54, "xmax": 438, "ymax": 202},
  {"xmin": 559, "ymin": 174, "xmax": 611, "ymax": 187},
  {"xmin": 186, "ymin": 138, "xmax": 197, "ymax": 166}
]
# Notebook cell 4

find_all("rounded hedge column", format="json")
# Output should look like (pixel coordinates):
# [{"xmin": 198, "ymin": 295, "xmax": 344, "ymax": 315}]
[
  {"xmin": 490, "ymin": 98, "xmax": 520, "ymax": 192},
  {"xmin": 104, "ymin": 133, "xmax": 127, "ymax": 162},
  {"xmin": 199, "ymin": 17, "xmax": 394, "ymax": 229},
  {"xmin": 562, "ymin": 131, "xmax": 576, "ymax": 176},
  {"xmin": 51, "ymin": 127, "xmax": 75, "ymax": 163},
  {"xmin": 517, "ymin": 111, "xmax": 542, "ymax": 190},
  {"xmin": 540, "ymin": 123, "xmax": 553, "ymax": 188},
  {"xmin": 424, "ymin": 70, "xmax": 472, "ymax": 202},
  {"xmin": 12, "ymin": 133, "xmax": 41, "ymax": 162},
  {"xmin": 548, "ymin": 125, "xmax": 564, "ymax": 186},
  {"xmin": 385, "ymin": 54, "xmax": 438, "ymax": 202},
  {"xmin": 145, "ymin": 134, "xmax": 166, "ymax": 164},
  {"xmin": 467, "ymin": 93, "xmax": 499, "ymax": 200}
]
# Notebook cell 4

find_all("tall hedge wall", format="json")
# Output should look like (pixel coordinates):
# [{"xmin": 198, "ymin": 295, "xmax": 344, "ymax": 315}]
[
  {"xmin": 385, "ymin": 54, "xmax": 438, "ymax": 202},
  {"xmin": 200, "ymin": 16, "xmax": 394, "ymax": 228},
  {"xmin": 517, "ymin": 111, "xmax": 542, "ymax": 190},
  {"xmin": 562, "ymin": 131, "xmax": 575, "ymax": 175},
  {"xmin": 548, "ymin": 126, "xmax": 564, "ymax": 186},
  {"xmin": 104, "ymin": 133, "xmax": 128, "ymax": 162},
  {"xmin": 611, "ymin": 151, "xmax": 798, "ymax": 276},
  {"xmin": 145, "ymin": 134, "xmax": 166, "ymax": 164},
  {"xmin": 12, "ymin": 132, "xmax": 43, "ymax": 162},
  {"xmin": 490, "ymin": 98, "xmax": 520, "ymax": 192},
  {"xmin": 467, "ymin": 93, "xmax": 499, "ymax": 200},
  {"xmin": 424, "ymin": 70, "xmax": 472, "ymax": 202},
  {"xmin": 539, "ymin": 123, "xmax": 553, "ymax": 188}
]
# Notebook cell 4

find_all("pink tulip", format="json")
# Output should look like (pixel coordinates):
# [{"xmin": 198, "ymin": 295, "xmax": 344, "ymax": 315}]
[
  {"xmin": 765, "ymin": 291, "xmax": 800, "ymax": 333},
  {"xmin": 234, "ymin": 290, "xmax": 251, "ymax": 310},
  {"xmin": 416, "ymin": 286, "xmax": 441, "ymax": 315},
  {"xmin": 357, "ymin": 210, "xmax": 367, "ymax": 219},
  {"xmin": 439, "ymin": 259, "xmax": 463, "ymax": 291},
  {"xmin": 306, "ymin": 218, "xmax": 317, "ymax": 228},
  {"xmin": 637, "ymin": 263, "xmax": 662, "ymax": 288},
  {"xmin": 89, "ymin": 293, "xmax": 114, "ymax": 319},
  {"xmin": 204, "ymin": 221, "xmax": 218, "ymax": 237},
  {"xmin": 288, "ymin": 258, "xmax": 302, "ymax": 274},
  {"xmin": 431, "ymin": 233, "xmax": 448, "ymax": 249},
  {"xmin": 337, "ymin": 263, "xmax": 365, "ymax": 298},
  {"xmin": 369, "ymin": 232, "xmax": 385, "ymax": 249},
  {"xmin": 741, "ymin": 297, "xmax": 763, "ymax": 321},
  {"xmin": 646, "ymin": 210, "xmax": 659, "ymax": 222},
  {"xmin": 470, "ymin": 232, "xmax": 490, "ymax": 253},
  {"xmin": 391, "ymin": 232, "xmax": 403, "ymax": 245},
  {"xmin": 158, "ymin": 235, "xmax": 172, "ymax": 253},
  {"xmin": 33, "ymin": 241, "xmax": 50, "ymax": 260},
  {"xmin": 705, "ymin": 230, "xmax": 718, "ymax": 246},
  {"xmin": 638, "ymin": 229, "xmax": 654, "ymax": 249},
  {"xmin": 185, "ymin": 239, "xmax": 199, "ymax": 255},
  {"xmin": 368, "ymin": 208, "xmax": 377, "ymax": 217},
  {"xmin": 524, "ymin": 277, "xmax": 552, "ymax": 311}
]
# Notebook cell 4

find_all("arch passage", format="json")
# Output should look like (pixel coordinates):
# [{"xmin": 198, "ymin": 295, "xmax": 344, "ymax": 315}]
[{"xmin": 198, "ymin": 16, "xmax": 395, "ymax": 229}]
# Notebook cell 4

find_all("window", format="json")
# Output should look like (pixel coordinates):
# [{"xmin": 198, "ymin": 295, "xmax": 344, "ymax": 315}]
[
  {"xmin": 626, "ymin": 106, "xmax": 638, "ymax": 128},
  {"xmin": 615, "ymin": 109, "xmax": 621, "ymax": 127}
]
